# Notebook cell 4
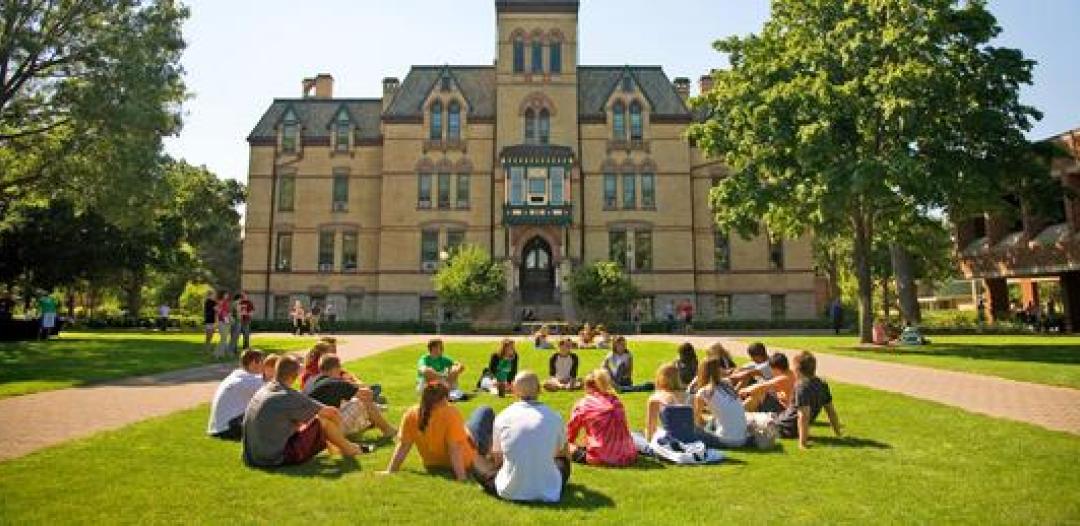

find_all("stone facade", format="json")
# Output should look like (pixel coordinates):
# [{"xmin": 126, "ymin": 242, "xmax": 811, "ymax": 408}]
[{"xmin": 240, "ymin": 0, "xmax": 821, "ymax": 323}]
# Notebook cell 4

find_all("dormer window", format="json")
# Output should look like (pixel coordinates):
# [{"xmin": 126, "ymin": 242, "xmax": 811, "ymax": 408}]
[
  {"xmin": 281, "ymin": 108, "xmax": 299, "ymax": 154},
  {"xmin": 612, "ymin": 102, "xmax": 626, "ymax": 141},
  {"xmin": 334, "ymin": 109, "xmax": 350, "ymax": 152},
  {"xmin": 513, "ymin": 37, "xmax": 525, "ymax": 73},
  {"xmin": 448, "ymin": 101, "xmax": 461, "ymax": 141},
  {"xmin": 629, "ymin": 101, "xmax": 643, "ymax": 141},
  {"xmin": 430, "ymin": 101, "xmax": 443, "ymax": 140}
]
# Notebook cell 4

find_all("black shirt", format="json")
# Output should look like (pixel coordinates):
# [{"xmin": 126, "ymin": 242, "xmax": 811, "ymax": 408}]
[
  {"xmin": 303, "ymin": 374, "xmax": 359, "ymax": 408},
  {"xmin": 778, "ymin": 376, "xmax": 833, "ymax": 437},
  {"xmin": 203, "ymin": 298, "xmax": 216, "ymax": 324}
]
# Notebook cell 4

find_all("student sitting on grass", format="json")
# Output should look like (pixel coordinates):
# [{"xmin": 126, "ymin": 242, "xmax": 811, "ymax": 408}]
[
  {"xmin": 729, "ymin": 342, "xmax": 772, "ymax": 390},
  {"xmin": 261, "ymin": 354, "xmax": 280, "ymax": 381},
  {"xmin": 300, "ymin": 341, "xmax": 334, "ymax": 389},
  {"xmin": 578, "ymin": 322, "xmax": 596, "ymax": 348},
  {"xmin": 534, "ymin": 325, "xmax": 553, "ymax": 349},
  {"xmin": 602, "ymin": 336, "xmax": 654, "ymax": 393},
  {"xmin": 303, "ymin": 354, "xmax": 395, "ymax": 439},
  {"xmin": 471, "ymin": 371, "xmax": 571, "ymax": 503},
  {"xmin": 693, "ymin": 357, "xmax": 749, "ymax": 448},
  {"xmin": 686, "ymin": 342, "xmax": 737, "ymax": 393},
  {"xmin": 740, "ymin": 352, "xmax": 795, "ymax": 412},
  {"xmin": 566, "ymin": 369, "xmax": 637, "ymax": 467},
  {"xmin": 595, "ymin": 325, "xmax": 612, "ymax": 349},
  {"xmin": 242, "ymin": 356, "xmax": 363, "ymax": 468},
  {"xmin": 480, "ymin": 339, "xmax": 519, "ymax": 396},
  {"xmin": 380, "ymin": 382, "xmax": 495, "ymax": 482},
  {"xmin": 645, "ymin": 363, "xmax": 690, "ymax": 442},
  {"xmin": 777, "ymin": 351, "xmax": 843, "ymax": 449},
  {"xmin": 207, "ymin": 349, "xmax": 265, "ymax": 440},
  {"xmin": 543, "ymin": 338, "xmax": 582, "ymax": 392},
  {"xmin": 674, "ymin": 342, "xmax": 699, "ymax": 387},
  {"xmin": 417, "ymin": 339, "xmax": 466, "ymax": 393}
]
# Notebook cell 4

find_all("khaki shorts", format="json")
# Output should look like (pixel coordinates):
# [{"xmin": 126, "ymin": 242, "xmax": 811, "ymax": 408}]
[{"xmin": 340, "ymin": 399, "xmax": 372, "ymax": 435}]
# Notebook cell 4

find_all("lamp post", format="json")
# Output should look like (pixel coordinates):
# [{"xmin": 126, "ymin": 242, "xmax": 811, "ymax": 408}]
[{"xmin": 435, "ymin": 249, "xmax": 450, "ymax": 335}]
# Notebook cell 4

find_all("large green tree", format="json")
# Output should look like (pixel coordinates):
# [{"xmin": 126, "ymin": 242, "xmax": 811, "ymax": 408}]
[
  {"xmin": 568, "ymin": 261, "xmax": 638, "ymax": 324},
  {"xmin": 0, "ymin": 0, "xmax": 188, "ymax": 222},
  {"xmin": 434, "ymin": 245, "xmax": 507, "ymax": 317},
  {"xmin": 688, "ymin": 0, "xmax": 1040, "ymax": 341}
]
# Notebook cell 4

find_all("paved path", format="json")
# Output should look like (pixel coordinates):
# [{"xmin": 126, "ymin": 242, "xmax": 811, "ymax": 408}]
[{"xmin": 1, "ymin": 334, "xmax": 1077, "ymax": 462}]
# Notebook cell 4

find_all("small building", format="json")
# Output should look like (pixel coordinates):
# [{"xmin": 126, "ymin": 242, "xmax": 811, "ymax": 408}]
[{"xmin": 953, "ymin": 127, "xmax": 1080, "ymax": 331}]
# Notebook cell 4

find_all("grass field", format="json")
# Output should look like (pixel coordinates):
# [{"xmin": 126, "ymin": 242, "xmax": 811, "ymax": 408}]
[
  {"xmin": 0, "ymin": 332, "xmax": 315, "ymax": 398},
  {"xmin": 749, "ymin": 335, "xmax": 1080, "ymax": 389},
  {"xmin": 1, "ymin": 341, "xmax": 1078, "ymax": 524}
]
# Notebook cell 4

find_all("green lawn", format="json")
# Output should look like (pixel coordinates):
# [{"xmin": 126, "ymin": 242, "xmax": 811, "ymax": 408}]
[
  {"xmin": 1, "ymin": 341, "xmax": 1078, "ymax": 524},
  {"xmin": 0, "ymin": 332, "xmax": 315, "ymax": 398},
  {"xmin": 749, "ymin": 335, "xmax": 1080, "ymax": 389}
]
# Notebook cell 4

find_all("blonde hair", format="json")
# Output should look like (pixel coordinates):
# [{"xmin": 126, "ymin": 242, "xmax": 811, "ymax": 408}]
[
  {"xmin": 584, "ymin": 368, "xmax": 617, "ymax": 396},
  {"xmin": 513, "ymin": 370, "xmax": 541, "ymax": 399},
  {"xmin": 262, "ymin": 354, "xmax": 280, "ymax": 371},
  {"xmin": 655, "ymin": 363, "xmax": 683, "ymax": 392},
  {"xmin": 498, "ymin": 338, "xmax": 516, "ymax": 358}
]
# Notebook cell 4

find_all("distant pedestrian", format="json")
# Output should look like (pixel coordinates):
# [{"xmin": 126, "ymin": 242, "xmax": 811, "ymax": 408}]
[
  {"xmin": 203, "ymin": 291, "xmax": 217, "ymax": 353},
  {"xmin": 324, "ymin": 302, "xmax": 337, "ymax": 334},
  {"xmin": 663, "ymin": 301, "xmax": 675, "ymax": 333},
  {"xmin": 239, "ymin": 292, "xmax": 255, "ymax": 350},
  {"xmin": 37, "ymin": 290, "xmax": 58, "ymax": 340},
  {"xmin": 215, "ymin": 291, "xmax": 232, "ymax": 358},
  {"xmin": 309, "ymin": 302, "xmax": 322, "ymax": 336},
  {"xmin": 291, "ymin": 300, "xmax": 306, "ymax": 336},
  {"xmin": 228, "ymin": 292, "xmax": 243, "ymax": 354},
  {"xmin": 830, "ymin": 299, "xmax": 843, "ymax": 335},
  {"xmin": 157, "ymin": 303, "xmax": 171, "ymax": 332}
]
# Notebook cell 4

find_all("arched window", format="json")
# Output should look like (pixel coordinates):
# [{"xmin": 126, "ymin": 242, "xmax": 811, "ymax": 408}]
[
  {"xmin": 513, "ymin": 37, "xmax": 525, "ymax": 73},
  {"xmin": 531, "ymin": 41, "xmax": 544, "ymax": 73},
  {"xmin": 429, "ymin": 101, "xmax": 443, "ymax": 140},
  {"xmin": 549, "ymin": 40, "xmax": 562, "ymax": 74},
  {"xmin": 447, "ymin": 101, "xmax": 461, "ymax": 140},
  {"xmin": 524, "ymin": 108, "xmax": 536, "ymax": 143},
  {"xmin": 612, "ymin": 102, "xmax": 626, "ymax": 141},
  {"xmin": 538, "ymin": 108, "xmax": 550, "ymax": 144},
  {"xmin": 629, "ymin": 101, "xmax": 643, "ymax": 140}
]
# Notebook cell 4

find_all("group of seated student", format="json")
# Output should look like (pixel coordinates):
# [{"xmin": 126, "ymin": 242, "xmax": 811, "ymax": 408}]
[
  {"xmin": 207, "ymin": 350, "xmax": 278, "ymax": 439},
  {"xmin": 383, "ymin": 369, "xmax": 571, "ymax": 503},
  {"xmin": 575, "ymin": 323, "xmax": 611, "ymax": 349},
  {"xmin": 533, "ymin": 325, "xmax": 553, "ymax": 349}
]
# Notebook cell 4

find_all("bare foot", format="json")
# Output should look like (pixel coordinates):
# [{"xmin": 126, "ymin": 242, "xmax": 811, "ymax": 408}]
[{"xmin": 341, "ymin": 442, "xmax": 362, "ymax": 457}]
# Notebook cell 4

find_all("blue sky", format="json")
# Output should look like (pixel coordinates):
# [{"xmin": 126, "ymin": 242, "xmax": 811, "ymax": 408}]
[{"xmin": 164, "ymin": 0, "xmax": 1080, "ymax": 183}]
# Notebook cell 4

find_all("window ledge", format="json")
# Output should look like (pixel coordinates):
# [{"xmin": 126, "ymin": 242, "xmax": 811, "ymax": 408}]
[
  {"xmin": 423, "ymin": 139, "xmax": 467, "ymax": 153},
  {"xmin": 607, "ymin": 140, "xmax": 650, "ymax": 153}
]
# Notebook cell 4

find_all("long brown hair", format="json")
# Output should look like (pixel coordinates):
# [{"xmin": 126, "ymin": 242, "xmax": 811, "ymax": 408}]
[
  {"xmin": 696, "ymin": 357, "xmax": 738, "ymax": 399},
  {"xmin": 418, "ymin": 382, "xmax": 449, "ymax": 432}
]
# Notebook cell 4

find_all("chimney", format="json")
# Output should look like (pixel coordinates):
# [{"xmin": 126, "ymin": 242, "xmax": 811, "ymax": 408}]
[
  {"xmin": 382, "ymin": 77, "xmax": 400, "ymax": 111},
  {"xmin": 673, "ymin": 77, "xmax": 691, "ymax": 101},
  {"xmin": 302, "ymin": 77, "xmax": 316, "ymax": 98},
  {"xmin": 699, "ymin": 74, "xmax": 714, "ymax": 95},
  {"xmin": 314, "ymin": 73, "xmax": 334, "ymax": 98}
]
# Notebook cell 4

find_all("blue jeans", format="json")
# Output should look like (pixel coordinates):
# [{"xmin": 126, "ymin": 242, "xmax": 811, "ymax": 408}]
[
  {"xmin": 240, "ymin": 321, "xmax": 252, "ymax": 350},
  {"xmin": 228, "ymin": 322, "xmax": 241, "ymax": 354},
  {"xmin": 465, "ymin": 406, "xmax": 495, "ymax": 455}
]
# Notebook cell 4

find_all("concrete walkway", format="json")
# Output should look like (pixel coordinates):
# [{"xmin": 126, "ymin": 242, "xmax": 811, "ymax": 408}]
[{"xmin": 1, "ymin": 334, "xmax": 1077, "ymax": 462}]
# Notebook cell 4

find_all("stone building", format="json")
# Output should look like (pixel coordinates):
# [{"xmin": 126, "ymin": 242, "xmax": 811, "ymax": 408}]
[
  {"xmin": 954, "ymin": 127, "xmax": 1080, "ymax": 331},
  {"xmin": 241, "ymin": 0, "xmax": 821, "ymax": 323}
]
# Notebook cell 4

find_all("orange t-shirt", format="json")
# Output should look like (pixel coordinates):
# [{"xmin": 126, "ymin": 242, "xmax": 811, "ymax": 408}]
[{"xmin": 399, "ymin": 403, "xmax": 477, "ymax": 470}]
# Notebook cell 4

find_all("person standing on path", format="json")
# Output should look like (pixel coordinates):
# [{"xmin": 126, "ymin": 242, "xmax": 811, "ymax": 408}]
[
  {"xmin": 238, "ymin": 292, "xmax": 254, "ymax": 350},
  {"xmin": 203, "ymin": 290, "xmax": 217, "ymax": 354},
  {"xmin": 309, "ymin": 301, "xmax": 322, "ymax": 336},
  {"xmin": 37, "ymin": 291, "xmax": 58, "ymax": 340},
  {"xmin": 228, "ymin": 293, "xmax": 243, "ymax": 355},
  {"xmin": 290, "ymin": 300, "xmax": 306, "ymax": 336},
  {"xmin": 214, "ymin": 291, "xmax": 232, "ymax": 358},
  {"xmin": 324, "ymin": 302, "xmax": 337, "ymax": 334},
  {"xmin": 157, "ymin": 303, "xmax": 170, "ymax": 332},
  {"xmin": 830, "ymin": 299, "xmax": 844, "ymax": 335}
]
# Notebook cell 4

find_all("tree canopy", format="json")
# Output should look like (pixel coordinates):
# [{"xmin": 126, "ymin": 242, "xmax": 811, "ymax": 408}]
[
  {"xmin": 688, "ymin": 0, "xmax": 1040, "ymax": 341},
  {"xmin": 434, "ymin": 245, "xmax": 507, "ymax": 315},
  {"xmin": 568, "ymin": 261, "xmax": 638, "ymax": 324}
]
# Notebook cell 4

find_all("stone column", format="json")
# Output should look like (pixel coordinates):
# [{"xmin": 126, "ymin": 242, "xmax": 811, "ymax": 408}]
[{"xmin": 983, "ymin": 278, "xmax": 1010, "ymax": 322}]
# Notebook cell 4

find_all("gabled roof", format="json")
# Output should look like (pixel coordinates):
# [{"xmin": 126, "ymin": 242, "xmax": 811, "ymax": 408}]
[
  {"xmin": 578, "ymin": 66, "xmax": 690, "ymax": 119},
  {"xmin": 384, "ymin": 66, "xmax": 496, "ymax": 120},
  {"xmin": 248, "ymin": 99, "xmax": 383, "ymax": 141}
]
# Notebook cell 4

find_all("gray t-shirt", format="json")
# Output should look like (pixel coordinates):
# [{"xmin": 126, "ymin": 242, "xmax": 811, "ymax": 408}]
[
  {"xmin": 778, "ymin": 377, "xmax": 833, "ymax": 437},
  {"xmin": 242, "ymin": 382, "xmax": 324, "ymax": 467}
]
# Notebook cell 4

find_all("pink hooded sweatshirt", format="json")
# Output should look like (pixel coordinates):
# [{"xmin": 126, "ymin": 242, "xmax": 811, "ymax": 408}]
[{"xmin": 567, "ymin": 392, "xmax": 637, "ymax": 467}]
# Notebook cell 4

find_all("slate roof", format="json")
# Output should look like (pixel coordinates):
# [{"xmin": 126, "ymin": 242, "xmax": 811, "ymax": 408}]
[
  {"xmin": 384, "ymin": 66, "xmax": 496, "ymax": 120},
  {"xmin": 495, "ymin": 0, "xmax": 579, "ymax": 12},
  {"xmin": 500, "ymin": 144, "xmax": 576, "ymax": 163},
  {"xmin": 578, "ymin": 66, "xmax": 690, "ymax": 119},
  {"xmin": 247, "ymin": 99, "xmax": 382, "ymax": 141}
]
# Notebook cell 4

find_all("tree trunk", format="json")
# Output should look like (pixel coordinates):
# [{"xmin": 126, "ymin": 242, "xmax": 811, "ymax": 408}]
[
  {"xmin": 882, "ymin": 277, "xmax": 890, "ymax": 321},
  {"xmin": 122, "ymin": 271, "xmax": 145, "ymax": 317},
  {"xmin": 890, "ymin": 243, "xmax": 922, "ymax": 324},
  {"xmin": 852, "ymin": 211, "xmax": 875, "ymax": 343}
]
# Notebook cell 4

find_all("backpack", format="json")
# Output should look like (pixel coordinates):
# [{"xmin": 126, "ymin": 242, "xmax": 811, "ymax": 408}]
[{"xmin": 745, "ymin": 412, "xmax": 779, "ymax": 450}]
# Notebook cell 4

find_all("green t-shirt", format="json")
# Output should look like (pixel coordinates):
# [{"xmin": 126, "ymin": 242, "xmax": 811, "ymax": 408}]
[
  {"xmin": 417, "ymin": 354, "xmax": 455, "ymax": 382},
  {"xmin": 495, "ymin": 358, "xmax": 514, "ymax": 382},
  {"xmin": 38, "ymin": 296, "xmax": 58, "ymax": 315}
]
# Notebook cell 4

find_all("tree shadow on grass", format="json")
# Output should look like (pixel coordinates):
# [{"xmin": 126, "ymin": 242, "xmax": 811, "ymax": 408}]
[
  {"xmin": 843, "ymin": 343, "xmax": 1080, "ymax": 366},
  {"xmin": 274, "ymin": 455, "xmax": 361, "ymax": 479}
]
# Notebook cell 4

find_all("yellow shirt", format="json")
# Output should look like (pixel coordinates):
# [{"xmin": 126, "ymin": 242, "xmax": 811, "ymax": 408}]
[{"xmin": 399, "ymin": 403, "xmax": 476, "ymax": 470}]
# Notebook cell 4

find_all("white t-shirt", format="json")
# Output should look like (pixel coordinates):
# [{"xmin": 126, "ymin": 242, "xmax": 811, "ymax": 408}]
[
  {"xmin": 700, "ymin": 384, "xmax": 748, "ymax": 447},
  {"xmin": 158, "ymin": 305, "xmax": 170, "ymax": 317},
  {"xmin": 752, "ymin": 360, "xmax": 773, "ymax": 380},
  {"xmin": 207, "ymin": 369, "xmax": 264, "ymax": 434},
  {"xmin": 493, "ymin": 400, "xmax": 566, "ymax": 502}
]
